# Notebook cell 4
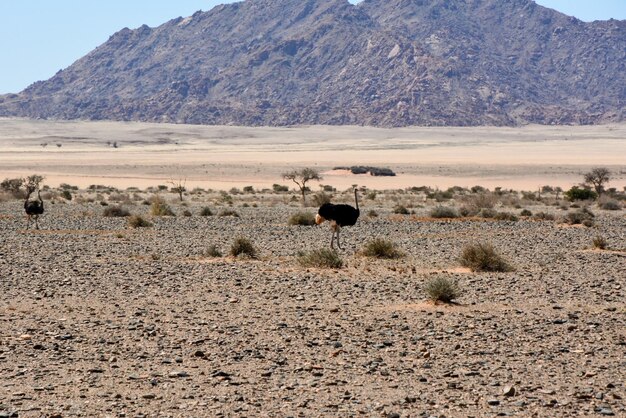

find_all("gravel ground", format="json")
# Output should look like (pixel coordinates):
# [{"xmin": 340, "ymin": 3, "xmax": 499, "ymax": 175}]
[{"xmin": 1, "ymin": 195, "xmax": 625, "ymax": 417}]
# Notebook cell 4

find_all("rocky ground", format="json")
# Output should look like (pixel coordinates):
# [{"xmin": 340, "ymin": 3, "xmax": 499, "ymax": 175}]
[{"xmin": 0, "ymin": 191, "xmax": 624, "ymax": 417}]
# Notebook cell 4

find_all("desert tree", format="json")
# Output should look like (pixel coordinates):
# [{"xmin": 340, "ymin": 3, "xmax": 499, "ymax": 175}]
[
  {"xmin": 282, "ymin": 168, "xmax": 322, "ymax": 206},
  {"xmin": 584, "ymin": 167, "xmax": 610, "ymax": 195},
  {"xmin": 168, "ymin": 177, "xmax": 187, "ymax": 202},
  {"xmin": 24, "ymin": 174, "xmax": 45, "ymax": 193}
]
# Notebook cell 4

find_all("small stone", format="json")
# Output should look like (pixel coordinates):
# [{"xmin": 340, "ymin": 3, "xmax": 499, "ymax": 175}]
[
  {"xmin": 598, "ymin": 408, "xmax": 614, "ymax": 416},
  {"xmin": 19, "ymin": 334, "xmax": 32, "ymax": 340},
  {"xmin": 142, "ymin": 394, "xmax": 156, "ymax": 399},
  {"xmin": 503, "ymin": 386, "xmax": 516, "ymax": 397},
  {"xmin": 169, "ymin": 371, "xmax": 189, "ymax": 378},
  {"xmin": 487, "ymin": 399, "xmax": 500, "ymax": 406},
  {"xmin": 538, "ymin": 389, "xmax": 555, "ymax": 395}
]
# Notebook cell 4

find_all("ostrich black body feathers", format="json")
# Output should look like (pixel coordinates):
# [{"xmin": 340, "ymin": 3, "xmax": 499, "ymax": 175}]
[
  {"xmin": 316, "ymin": 189, "xmax": 360, "ymax": 249},
  {"xmin": 24, "ymin": 189, "xmax": 44, "ymax": 229}
]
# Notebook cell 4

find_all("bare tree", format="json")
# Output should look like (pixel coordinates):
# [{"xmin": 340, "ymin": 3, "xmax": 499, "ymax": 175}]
[
  {"xmin": 168, "ymin": 177, "xmax": 187, "ymax": 202},
  {"xmin": 282, "ymin": 168, "xmax": 322, "ymax": 206},
  {"xmin": 584, "ymin": 167, "xmax": 610, "ymax": 195}
]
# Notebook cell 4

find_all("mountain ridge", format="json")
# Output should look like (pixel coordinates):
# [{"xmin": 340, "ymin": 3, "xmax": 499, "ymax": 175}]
[{"xmin": 0, "ymin": 0, "xmax": 623, "ymax": 127}]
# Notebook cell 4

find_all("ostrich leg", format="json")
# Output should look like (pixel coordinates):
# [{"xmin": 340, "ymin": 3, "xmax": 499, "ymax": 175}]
[{"xmin": 336, "ymin": 228, "xmax": 343, "ymax": 250}]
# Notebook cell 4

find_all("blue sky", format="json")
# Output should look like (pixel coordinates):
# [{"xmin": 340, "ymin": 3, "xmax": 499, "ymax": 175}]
[{"xmin": 0, "ymin": 0, "xmax": 624, "ymax": 94}]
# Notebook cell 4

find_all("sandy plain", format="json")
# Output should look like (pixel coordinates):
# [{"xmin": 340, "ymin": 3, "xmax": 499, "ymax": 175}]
[{"xmin": 0, "ymin": 119, "xmax": 624, "ymax": 191}]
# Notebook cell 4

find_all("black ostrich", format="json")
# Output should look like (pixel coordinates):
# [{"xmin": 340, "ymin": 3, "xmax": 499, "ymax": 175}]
[
  {"xmin": 315, "ymin": 188, "xmax": 360, "ymax": 249},
  {"xmin": 24, "ymin": 188, "xmax": 44, "ymax": 229}
]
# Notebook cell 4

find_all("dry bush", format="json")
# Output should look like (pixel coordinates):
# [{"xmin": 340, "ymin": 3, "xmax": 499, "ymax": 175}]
[
  {"xmin": 108, "ymin": 193, "xmax": 131, "ymax": 203},
  {"xmin": 460, "ymin": 193, "xmax": 498, "ymax": 216},
  {"xmin": 563, "ymin": 208, "xmax": 595, "ymax": 226},
  {"xmin": 297, "ymin": 248, "xmax": 343, "ymax": 269},
  {"xmin": 460, "ymin": 242, "xmax": 514, "ymax": 272},
  {"xmin": 230, "ymin": 237, "xmax": 257, "ymax": 258},
  {"xmin": 204, "ymin": 245, "xmax": 222, "ymax": 258},
  {"xmin": 430, "ymin": 206, "xmax": 459, "ymax": 218},
  {"xmin": 200, "ymin": 207, "xmax": 213, "ymax": 216},
  {"xmin": 533, "ymin": 211, "xmax": 556, "ymax": 221},
  {"xmin": 520, "ymin": 209, "xmax": 533, "ymax": 217},
  {"xmin": 423, "ymin": 275, "xmax": 461, "ymax": 303},
  {"xmin": 150, "ymin": 196, "xmax": 175, "ymax": 216},
  {"xmin": 598, "ymin": 196, "xmax": 621, "ymax": 211},
  {"xmin": 103, "ymin": 205, "xmax": 131, "ymax": 217},
  {"xmin": 128, "ymin": 215, "xmax": 152, "ymax": 228},
  {"xmin": 362, "ymin": 238, "xmax": 403, "ymax": 259},
  {"xmin": 494, "ymin": 212, "xmax": 519, "ymax": 222},
  {"xmin": 592, "ymin": 236, "xmax": 608, "ymax": 250},
  {"xmin": 367, "ymin": 209, "xmax": 379, "ymax": 218},
  {"xmin": 312, "ymin": 191, "xmax": 332, "ymax": 206},
  {"xmin": 288, "ymin": 211, "xmax": 316, "ymax": 226},
  {"xmin": 393, "ymin": 205, "xmax": 410, "ymax": 215},
  {"xmin": 219, "ymin": 209, "xmax": 240, "ymax": 217}
]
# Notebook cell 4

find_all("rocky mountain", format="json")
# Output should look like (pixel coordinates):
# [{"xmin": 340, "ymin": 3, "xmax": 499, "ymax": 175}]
[{"xmin": 0, "ymin": 0, "xmax": 624, "ymax": 126}]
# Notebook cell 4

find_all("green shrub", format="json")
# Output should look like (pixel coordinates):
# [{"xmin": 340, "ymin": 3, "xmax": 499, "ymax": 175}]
[
  {"xmin": 564, "ymin": 186, "xmax": 597, "ymax": 201},
  {"xmin": 460, "ymin": 242, "xmax": 514, "ymax": 272},
  {"xmin": 200, "ymin": 207, "xmax": 213, "ymax": 216},
  {"xmin": 288, "ymin": 211, "xmax": 316, "ymax": 226},
  {"xmin": 204, "ymin": 245, "xmax": 222, "ymax": 258},
  {"xmin": 430, "ymin": 206, "xmax": 458, "ymax": 218},
  {"xmin": 128, "ymin": 215, "xmax": 152, "ymax": 228},
  {"xmin": 297, "ymin": 249, "xmax": 343, "ymax": 269},
  {"xmin": 243, "ymin": 186, "xmax": 255, "ymax": 194},
  {"xmin": 423, "ymin": 276, "xmax": 461, "ymax": 303},
  {"xmin": 151, "ymin": 197, "xmax": 175, "ymax": 216},
  {"xmin": 182, "ymin": 209, "xmax": 192, "ymax": 217},
  {"xmin": 103, "ymin": 205, "xmax": 130, "ymax": 217},
  {"xmin": 230, "ymin": 237, "xmax": 257, "ymax": 258},
  {"xmin": 367, "ymin": 209, "xmax": 379, "ymax": 218},
  {"xmin": 362, "ymin": 238, "xmax": 403, "ymax": 259}
]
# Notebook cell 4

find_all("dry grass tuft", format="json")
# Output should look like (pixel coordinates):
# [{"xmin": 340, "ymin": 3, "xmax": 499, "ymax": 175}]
[
  {"xmin": 103, "ymin": 205, "xmax": 131, "ymax": 217},
  {"xmin": 460, "ymin": 242, "xmax": 514, "ymax": 272},
  {"xmin": 423, "ymin": 275, "xmax": 461, "ymax": 303},
  {"xmin": 230, "ymin": 237, "xmax": 257, "ymax": 258},
  {"xmin": 150, "ymin": 197, "xmax": 175, "ymax": 216},
  {"xmin": 288, "ymin": 211, "xmax": 316, "ymax": 226},
  {"xmin": 362, "ymin": 238, "xmax": 403, "ymax": 259},
  {"xmin": 128, "ymin": 215, "xmax": 152, "ymax": 228},
  {"xmin": 297, "ymin": 248, "xmax": 343, "ymax": 269}
]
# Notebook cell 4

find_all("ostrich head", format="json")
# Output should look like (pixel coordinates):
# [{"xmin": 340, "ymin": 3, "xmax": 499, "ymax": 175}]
[{"xmin": 315, "ymin": 214, "xmax": 326, "ymax": 225}]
